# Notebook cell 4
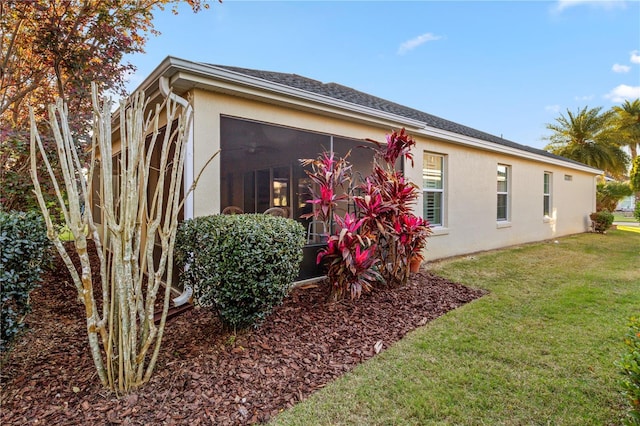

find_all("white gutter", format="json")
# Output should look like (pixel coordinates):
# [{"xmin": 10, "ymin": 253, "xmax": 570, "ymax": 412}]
[
  {"xmin": 416, "ymin": 125, "xmax": 602, "ymax": 175},
  {"xmin": 159, "ymin": 76, "xmax": 194, "ymax": 307},
  {"xmin": 158, "ymin": 76, "xmax": 195, "ymax": 219}
]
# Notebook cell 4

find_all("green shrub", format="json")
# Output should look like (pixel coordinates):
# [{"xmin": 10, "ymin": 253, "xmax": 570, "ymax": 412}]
[
  {"xmin": 635, "ymin": 201, "xmax": 640, "ymax": 223},
  {"xmin": 0, "ymin": 211, "xmax": 51, "ymax": 351},
  {"xmin": 176, "ymin": 214, "xmax": 305, "ymax": 330},
  {"xmin": 617, "ymin": 316, "xmax": 640, "ymax": 425},
  {"xmin": 590, "ymin": 210, "xmax": 614, "ymax": 233}
]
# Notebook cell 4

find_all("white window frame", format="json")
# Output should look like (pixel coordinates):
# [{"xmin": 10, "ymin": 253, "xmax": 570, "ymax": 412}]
[
  {"xmin": 423, "ymin": 152, "xmax": 445, "ymax": 227},
  {"xmin": 543, "ymin": 172, "xmax": 552, "ymax": 218},
  {"xmin": 497, "ymin": 164, "xmax": 510, "ymax": 222}
]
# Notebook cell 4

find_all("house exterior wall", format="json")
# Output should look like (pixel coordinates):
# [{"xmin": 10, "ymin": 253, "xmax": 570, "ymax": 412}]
[
  {"xmin": 189, "ymin": 87, "xmax": 597, "ymax": 263},
  {"xmin": 405, "ymin": 138, "xmax": 597, "ymax": 260}
]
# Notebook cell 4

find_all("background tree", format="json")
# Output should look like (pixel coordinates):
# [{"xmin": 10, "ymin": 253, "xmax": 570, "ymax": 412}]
[
  {"xmin": 544, "ymin": 106, "xmax": 630, "ymax": 178},
  {"xmin": 631, "ymin": 156, "xmax": 640, "ymax": 193},
  {"xmin": 1, "ymin": 0, "xmax": 210, "ymax": 211},
  {"xmin": 614, "ymin": 99, "xmax": 640, "ymax": 207},
  {"xmin": 612, "ymin": 98, "xmax": 640, "ymax": 163},
  {"xmin": 631, "ymin": 157, "xmax": 640, "ymax": 221},
  {"xmin": 596, "ymin": 180, "xmax": 632, "ymax": 212}
]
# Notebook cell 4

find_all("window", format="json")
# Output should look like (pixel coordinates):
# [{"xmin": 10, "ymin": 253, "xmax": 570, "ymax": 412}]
[
  {"xmin": 497, "ymin": 164, "xmax": 510, "ymax": 221},
  {"xmin": 543, "ymin": 172, "xmax": 551, "ymax": 217},
  {"xmin": 423, "ymin": 153, "xmax": 444, "ymax": 226}
]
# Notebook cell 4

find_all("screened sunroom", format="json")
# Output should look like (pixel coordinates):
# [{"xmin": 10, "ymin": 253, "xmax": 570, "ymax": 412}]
[{"xmin": 219, "ymin": 116, "xmax": 384, "ymax": 280}]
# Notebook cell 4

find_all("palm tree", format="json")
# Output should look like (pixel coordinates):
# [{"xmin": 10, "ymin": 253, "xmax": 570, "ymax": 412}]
[
  {"xmin": 614, "ymin": 99, "xmax": 640, "ymax": 204},
  {"xmin": 544, "ymin": 106, "xmax": 630, "ymax": 178},
  {"xmin": 612, "ymin": 98, "xmax": 640, "ymax": 162}
]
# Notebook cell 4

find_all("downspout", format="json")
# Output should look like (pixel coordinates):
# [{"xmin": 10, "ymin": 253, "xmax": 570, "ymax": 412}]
[{"xmin": 159, "ymin": 76, "xmax": 194, "ymax": 307}]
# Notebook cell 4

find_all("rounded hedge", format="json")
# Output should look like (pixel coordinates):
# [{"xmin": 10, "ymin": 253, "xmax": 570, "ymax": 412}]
[
  {"xmin": 176, "ymin": 214, "xmax": 305, "ymax": 330},
  {"xmin": 1, "ymin": 210, "xmax": 51, "ymax": 351},
  {"xmin": 590, "ymin": 210, "xmax": 614, "ymax": 233}
]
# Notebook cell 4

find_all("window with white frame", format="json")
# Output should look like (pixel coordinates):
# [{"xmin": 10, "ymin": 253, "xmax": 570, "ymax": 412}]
[
  {"xmin": 543, "ymin": 172, "xmax": 551, "ymax": 217},
  {"xmin": 423, "ymin": 152, "xmax": 444, "ymax": 226},
  {"xmin": 497, "ymin": 164, "xmax": 510, "ymax": 221}
]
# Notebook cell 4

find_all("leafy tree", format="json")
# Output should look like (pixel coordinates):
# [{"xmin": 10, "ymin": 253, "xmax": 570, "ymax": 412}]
[
  {"xmin": 0, "ymin": 0, "xmax": 210, "ymax": 211},
  {"xmin": 621, "ymin": 106, "xmax": 640, "ymax": 205},
  {"xmin": 544, "ymin": 106, "xmax": 630, "ymax": 178},
  {"xmin": 612, "ymin": 98, "xmax": 640, "ymax": 163},
  {"xmin": 631, "ymin": 156, "xmax": 640, "ymax": 193},
  {"xmin": 596, "ymin": 180, "xmax": 632, "ymax": 212}
]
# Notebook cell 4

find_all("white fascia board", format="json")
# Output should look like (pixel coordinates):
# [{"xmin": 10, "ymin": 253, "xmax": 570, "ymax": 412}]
[{"xmin": 417, "ymin": 125, "xmax": 603, "ymax": 175}]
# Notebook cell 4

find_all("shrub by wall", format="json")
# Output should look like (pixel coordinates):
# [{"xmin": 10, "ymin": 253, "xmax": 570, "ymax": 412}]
[
  {"xmin": 590, "ymin": 210, "xmax": 614, "ymax": 233},
  {"xmin": 0, "ymin": 210, "xmax": 51, "ymax": 351},
  {"xmin": 176, "ymin": 214, "xmax": 305, "ymax": 330}
]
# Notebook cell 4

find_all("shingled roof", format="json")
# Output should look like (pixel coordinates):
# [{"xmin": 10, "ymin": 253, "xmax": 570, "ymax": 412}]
[{"xmin": 209, "ymin": 64, "xmax": 588, "ymax": 167}]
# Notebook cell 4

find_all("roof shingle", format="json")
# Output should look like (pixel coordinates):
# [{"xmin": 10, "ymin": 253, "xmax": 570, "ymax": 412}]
[{"xmin": 208, "ymin": 64, "xmax": 588, "ymax": 167}]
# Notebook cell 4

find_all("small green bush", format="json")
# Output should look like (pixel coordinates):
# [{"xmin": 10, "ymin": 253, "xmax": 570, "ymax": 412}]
[
  {"xmin": 1, "ymin": 210, "xmax": 51, "ymax": 351},
  {"xmin": 176, "ymin": 214, "xmax": 305, "ymax": 330},
  {"xmin": 590, "ymin": 210, "xmax": 614, "ymax": 233},
  {"xmin": 617, "ymin": 316, "xmax": 640, "ymax": 425},
  {"xmin": 634, "ymin": 201, "xmax": 640, "ymax": 223}
]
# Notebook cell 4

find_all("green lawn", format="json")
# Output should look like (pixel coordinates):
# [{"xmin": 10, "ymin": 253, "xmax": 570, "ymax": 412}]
[{"xmin": 271, "ymin": 229, "xmax": 640, "ymax": 425}]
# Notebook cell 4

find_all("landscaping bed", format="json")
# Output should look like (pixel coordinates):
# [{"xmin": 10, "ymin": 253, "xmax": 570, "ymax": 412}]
[{"xmin": 0, "ymin": 246, "xmax": 486, "ymax": 425}]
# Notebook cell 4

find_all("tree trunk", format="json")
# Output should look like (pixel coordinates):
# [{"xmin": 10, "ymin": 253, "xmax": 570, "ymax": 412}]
[{"xmin": 29, "ymin": 83, "xmax": 196, "ymax": 392}]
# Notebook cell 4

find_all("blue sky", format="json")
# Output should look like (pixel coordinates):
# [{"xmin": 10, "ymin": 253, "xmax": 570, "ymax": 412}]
[{"xmin": 123, "ymin": 0, "xmax": 640, "ymax": 150}]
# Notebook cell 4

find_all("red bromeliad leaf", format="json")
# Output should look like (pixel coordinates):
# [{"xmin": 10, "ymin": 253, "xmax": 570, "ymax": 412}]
[
  {"xmin": 300, "ymin": 150, "xmax": 352, "ymax": 225},
  {"xmin": 383, "ymin": 128, "xmax": 416, "ymax": 167}
]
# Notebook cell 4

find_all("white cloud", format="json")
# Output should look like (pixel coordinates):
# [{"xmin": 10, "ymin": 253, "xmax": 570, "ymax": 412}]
[
  {"xmin": 397, "ymin": 33, "xmax": 442, "ymax": 55},
  {"xmin": 612, "ymin": 63, "xmax": 631, "ymax": 73},
  {"xmin": 552, "ymin": 0, "xmax": 626, "ymax": 13},
  {"xmin": 574, "ymin": 95, "xmax": 594, "ymax": 101},
  {"xmin": 631, "ymin": 50, "xmax": 640, "ymax": 64},
  {"xmin": 545, "ymin": 105, "xmax": 561, "ymax": 113},
  {"xmin": 604, "ymin": 84, "xmax": 640, "ymax": 102}
]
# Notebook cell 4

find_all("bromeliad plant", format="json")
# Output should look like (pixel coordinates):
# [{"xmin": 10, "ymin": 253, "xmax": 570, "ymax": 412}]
[
  {"xmin": 356, "ymin": 128, "xmax": 431, "ymax": 287},
  {"xmin": 317, "ymin": 213, "xmax": 381, "ymax": 300},
  {"xmin": 299, "ymin": 151, "xmax": 352, "ymax": 234},
  {"xmin": 304, "ymin": 128, "xmax": 431, "ymax": 299}
]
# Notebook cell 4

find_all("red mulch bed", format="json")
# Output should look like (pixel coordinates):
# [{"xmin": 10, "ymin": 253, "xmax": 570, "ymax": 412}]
[{"xmin": 0, "ymin": 245, "xmax": 486, "ymax": 425}]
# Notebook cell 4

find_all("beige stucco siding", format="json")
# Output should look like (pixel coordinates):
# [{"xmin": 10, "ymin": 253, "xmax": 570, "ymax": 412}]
[
  {"xmin": 406, "ymin": 137, "xmax": 596, "ymax": 260},
  {"xmin": 189, "ymin": 87, "xmax": 597, "ymax": 262}
]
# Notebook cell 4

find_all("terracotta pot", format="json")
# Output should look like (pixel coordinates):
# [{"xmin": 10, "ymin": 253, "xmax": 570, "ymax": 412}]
[{"xmin": 409, "ymin": 256, "xmax": 422, "ymax": 273}]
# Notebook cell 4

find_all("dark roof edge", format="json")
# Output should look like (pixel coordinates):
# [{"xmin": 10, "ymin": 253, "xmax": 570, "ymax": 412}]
[{"xmin": 135, "ymin": 57, "xmax": 602, "ymax": 175}]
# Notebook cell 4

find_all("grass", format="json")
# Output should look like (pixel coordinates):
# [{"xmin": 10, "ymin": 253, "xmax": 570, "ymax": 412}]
[
  {"xmin": 271, "ymin": 229, "xmax": 640, "ymax": 425},
  {"xmin": 613, "ymin": 212, "xmax": 639, "ymax": 223}
]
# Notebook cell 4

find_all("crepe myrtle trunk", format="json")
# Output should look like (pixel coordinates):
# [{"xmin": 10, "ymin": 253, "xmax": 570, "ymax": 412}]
[{"xmin": 29, "ymin": 83, "xmax": 193, "ymax": 393}]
